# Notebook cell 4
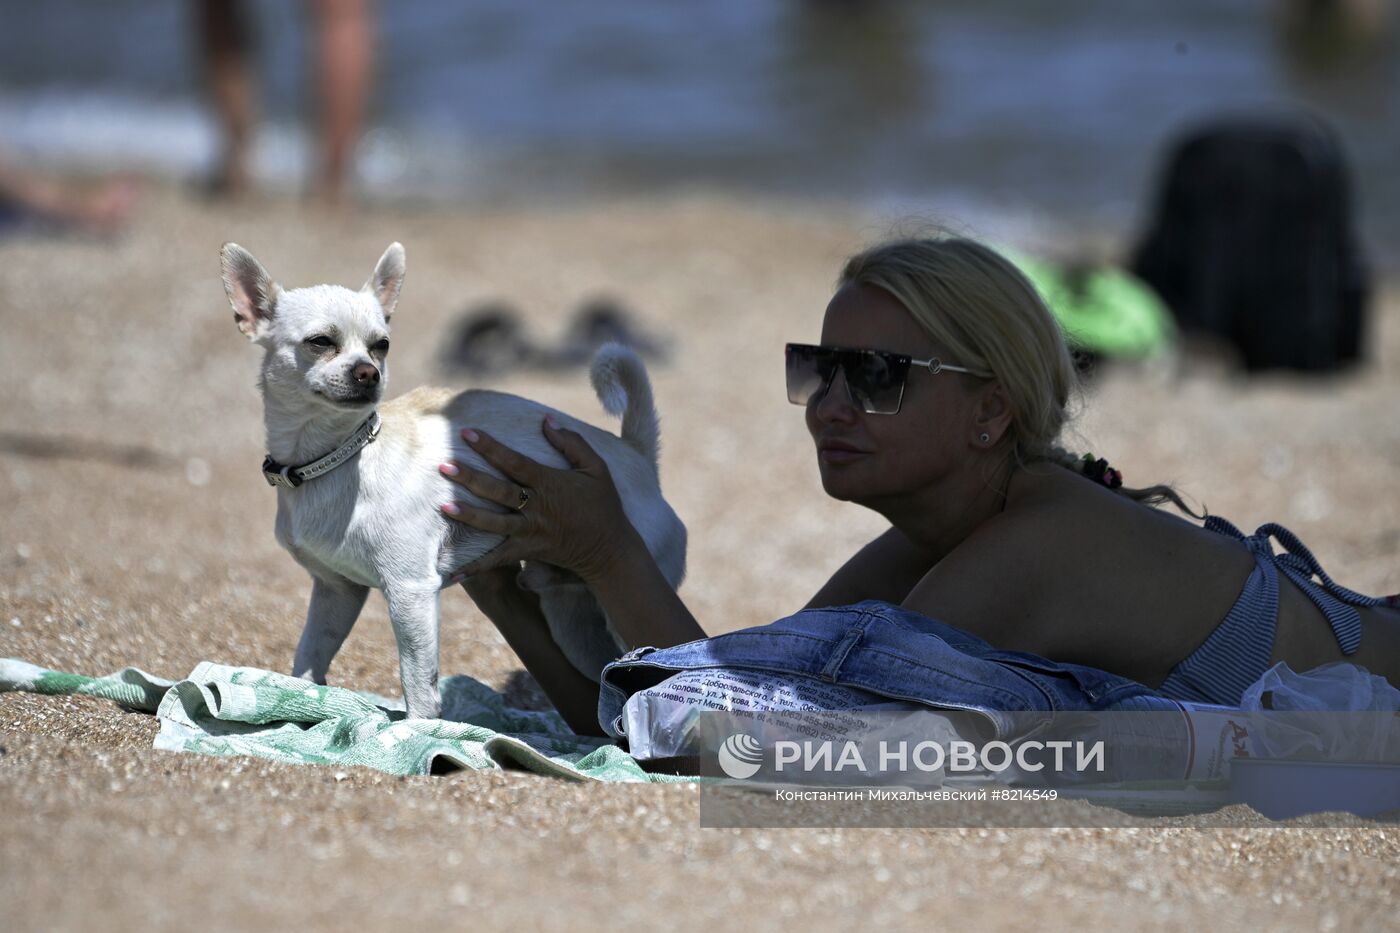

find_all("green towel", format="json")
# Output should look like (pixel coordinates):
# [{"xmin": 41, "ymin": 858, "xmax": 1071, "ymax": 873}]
[{"xmin": 0, "ymin": 658, "xmax": 687, "ymax": 783}]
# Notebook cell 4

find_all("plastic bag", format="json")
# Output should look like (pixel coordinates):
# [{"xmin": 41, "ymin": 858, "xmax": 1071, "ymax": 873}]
[
  {"xmin": 1242, "ymin": 661, "xmax": 1400, "ymax": 711},
  {"xmin": 620, "ymin": 667, "xmax": 961, "ymax": 762},
  {"xmin": 1237, "ymin": 662, "xmax": 1400, "ymax": 762}
]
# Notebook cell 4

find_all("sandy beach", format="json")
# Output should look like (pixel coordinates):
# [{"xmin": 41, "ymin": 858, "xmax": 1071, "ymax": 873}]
[{"xmin": 3, "ymin": 186, "xmax": 1399, "ymax": 931}]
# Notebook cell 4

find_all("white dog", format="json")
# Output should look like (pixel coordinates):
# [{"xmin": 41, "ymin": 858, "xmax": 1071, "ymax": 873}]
[{"xmin": 220, "ymin": 242, "xmax": 686, "ymax": 720}]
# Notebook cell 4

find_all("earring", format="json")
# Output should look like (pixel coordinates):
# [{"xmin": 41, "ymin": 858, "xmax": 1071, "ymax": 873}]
[{"xmin": 979, "ymin": 432, "xmax": 991, "ymax": 444}]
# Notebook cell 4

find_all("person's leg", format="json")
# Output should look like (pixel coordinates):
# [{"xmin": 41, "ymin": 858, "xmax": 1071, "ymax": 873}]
[
  {"xmin": 197, "ymin": 0, "xmax": 256, "ymax": 195},
  {"xmin": 309, "ymin": 0, "xmax": 372, "ymax": 204}
]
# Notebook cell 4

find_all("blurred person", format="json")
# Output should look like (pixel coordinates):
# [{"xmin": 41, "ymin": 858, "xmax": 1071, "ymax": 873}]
[
  {"xmin": 777, "ymin": 0, "xmax": 923, "ymax": 135},
  {"xmin": 1280, "ymin": 0, "xmax": 1392, "ymax": 71},
  {"xmin": 198, "ymin": 0, "xmax": 373, "ymax": 204},
  {"xmin": 0, "ymin": 153, "xmax": 138, "ymax": 233},
  {"xmin": 432, "ymin": 234, "xmax": 1400, "ymax": 735}
]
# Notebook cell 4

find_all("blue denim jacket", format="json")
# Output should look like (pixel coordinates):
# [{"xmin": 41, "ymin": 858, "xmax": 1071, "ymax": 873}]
[{"xmin": 598, "ymin": 600, "xmax": 1177, "ymax": 737}]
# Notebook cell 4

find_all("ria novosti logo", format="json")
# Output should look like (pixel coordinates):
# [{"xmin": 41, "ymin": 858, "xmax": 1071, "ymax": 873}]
[
  {"xmin": 714, "ymin": 732, "xmax": 1110, "ymax": 781},
  {"xmin": 717, "ymin": 733, "xmax": 764, "ymax": 779}
]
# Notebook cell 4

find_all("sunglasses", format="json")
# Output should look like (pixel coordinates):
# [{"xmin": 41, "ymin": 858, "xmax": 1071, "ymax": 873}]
[{"xmin": 785, "ymin": 342, "xmax": 980, "ymax": 415}]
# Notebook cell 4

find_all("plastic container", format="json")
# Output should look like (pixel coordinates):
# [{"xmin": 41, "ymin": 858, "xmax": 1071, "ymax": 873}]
[{"xmin": 1227, "ymin": 758, "xmax": 1400, "ymax": 820}]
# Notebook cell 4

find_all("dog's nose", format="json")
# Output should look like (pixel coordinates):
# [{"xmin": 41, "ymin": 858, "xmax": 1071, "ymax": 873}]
[{"xmin": 352, "ymin": 362, "xmax": 380, "ymax": 386}]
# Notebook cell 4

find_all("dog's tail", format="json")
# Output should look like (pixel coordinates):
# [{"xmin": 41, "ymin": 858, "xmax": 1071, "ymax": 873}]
[{"xmin": 590, "ymin": 342, "xmax": 660, "ymax": 473}]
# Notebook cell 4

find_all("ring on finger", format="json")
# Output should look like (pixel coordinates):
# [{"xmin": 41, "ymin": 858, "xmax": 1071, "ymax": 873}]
[{"xmin": 512, "ymin": 487, "xmax": 532, "ymax": 512}]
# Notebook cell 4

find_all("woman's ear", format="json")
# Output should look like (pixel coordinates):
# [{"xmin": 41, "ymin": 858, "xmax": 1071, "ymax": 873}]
[{"xmin": 972, "ymin": 381, "xmax": 1013, "ymax": 447}]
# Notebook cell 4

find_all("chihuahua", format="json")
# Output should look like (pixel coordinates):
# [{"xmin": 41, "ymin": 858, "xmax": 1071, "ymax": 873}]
[{"xmin": 220, "ymin": 242, "xmax": 686, "ymax": 720}]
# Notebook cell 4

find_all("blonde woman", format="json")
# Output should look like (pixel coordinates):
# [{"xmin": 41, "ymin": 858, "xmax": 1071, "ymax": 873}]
[{"xmin": 437, "ymin": 235, "xmax": 1400, "ymax": 736}]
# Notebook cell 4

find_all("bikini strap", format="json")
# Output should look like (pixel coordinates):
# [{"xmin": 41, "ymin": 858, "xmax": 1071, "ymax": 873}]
[{"xmin": 1205, "ymin": 517, "xmax": 1378, "ymax": 656}]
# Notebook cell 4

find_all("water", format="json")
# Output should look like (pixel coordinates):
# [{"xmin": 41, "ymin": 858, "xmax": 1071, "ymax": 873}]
[{"xmin": 2, "ymin": 0, "xmax": 1397, "ymax": 257}]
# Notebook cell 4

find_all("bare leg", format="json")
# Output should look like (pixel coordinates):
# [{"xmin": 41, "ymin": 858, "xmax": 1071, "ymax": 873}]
[
  {"xmin": 198, "ymin": 0, "xmax": 256, "ymax": 195},
  {"xmin": 308, "ymin": 0, "xmax": 372, "ymax": 204}
]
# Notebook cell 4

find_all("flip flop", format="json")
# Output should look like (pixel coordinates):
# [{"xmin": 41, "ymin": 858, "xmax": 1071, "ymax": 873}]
[
  {"xmin": 540, "ymin": 296, "xmax": 670, "ymax": 368},
  {"xmin": 439, "ymin": 301, "xmax": 542, "ymax": 376}
]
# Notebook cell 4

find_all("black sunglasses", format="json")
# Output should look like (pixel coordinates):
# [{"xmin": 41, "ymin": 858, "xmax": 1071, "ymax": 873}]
[{"xmin": 785, "ymin": 342, "xmax": 980, "ymax": 415}]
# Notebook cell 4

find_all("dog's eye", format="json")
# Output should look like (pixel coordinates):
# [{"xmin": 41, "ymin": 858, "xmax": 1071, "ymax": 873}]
[
  {"xmin": 304, "ymin": 336, "xmax": 337, "ymax": 350},
  {"xmin": 372, "ymin": 338, "xmax": 390, "ymax": 354}
]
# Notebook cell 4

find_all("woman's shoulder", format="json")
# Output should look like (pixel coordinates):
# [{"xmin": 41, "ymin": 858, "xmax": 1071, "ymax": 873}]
[
  {"xmin": 898, "ymin": 480, "xmax": 1077, "ymax": 649},
  {"xmin": 999, "ymin": 461, "xmax": 1213, "ymax": 552},
  {"xmin": 804, "ymin": 526, "xmax": 939, "ymax": 610},
  {"xmin": 902, "ymin": 463, "xmax": 1243, "ymax": 657},
  {"xmin": 1007, "ymin": 465, "xmax": 1259, "ymax": 592}
]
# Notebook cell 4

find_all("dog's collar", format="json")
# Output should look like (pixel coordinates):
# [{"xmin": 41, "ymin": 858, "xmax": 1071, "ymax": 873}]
[{"xmin": 262, "ymin": 413, "xmax": 381, "ymax": 489}]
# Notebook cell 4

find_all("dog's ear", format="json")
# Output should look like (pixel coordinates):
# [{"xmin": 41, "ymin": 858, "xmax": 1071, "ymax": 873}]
[
  {"xmin": 363, "ymin": 242, "xmax": 406, "ymax": 320},
  {"xmin": 220, "ymin": 243, "xmax": 280, "ymax": 340}
]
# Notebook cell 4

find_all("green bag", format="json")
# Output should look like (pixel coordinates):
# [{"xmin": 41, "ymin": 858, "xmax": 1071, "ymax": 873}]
[{"xmin": 1014, "ymin": 255, "xmax": 1175, "ymax": 358}]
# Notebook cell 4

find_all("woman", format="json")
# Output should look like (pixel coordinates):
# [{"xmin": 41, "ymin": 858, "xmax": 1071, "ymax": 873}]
[{"xmin": 436, "ymin": 235, "xmax": 1400, "ymax": 736}]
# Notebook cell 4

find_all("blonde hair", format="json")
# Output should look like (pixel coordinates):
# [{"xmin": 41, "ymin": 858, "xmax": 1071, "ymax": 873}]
[{"xmin": 840, "ymin": 235, "xmax": 1200, "ymax": 516}]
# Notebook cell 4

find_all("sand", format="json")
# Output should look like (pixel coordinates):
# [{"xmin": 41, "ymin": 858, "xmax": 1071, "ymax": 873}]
[{"xmin": 2, "ymin": 186, "xmax": 1398, "ymax": 931}]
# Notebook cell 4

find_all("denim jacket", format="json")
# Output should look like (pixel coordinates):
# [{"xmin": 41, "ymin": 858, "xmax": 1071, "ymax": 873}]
[{"xmin": 598, "ymin": 600, "xmax": 1176, "ymax": 737}]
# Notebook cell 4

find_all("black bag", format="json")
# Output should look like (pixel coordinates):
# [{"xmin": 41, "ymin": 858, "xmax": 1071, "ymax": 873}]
[{"xmin": 1131, "ymin": 114, "xmax": 1370, "ymax": 372}]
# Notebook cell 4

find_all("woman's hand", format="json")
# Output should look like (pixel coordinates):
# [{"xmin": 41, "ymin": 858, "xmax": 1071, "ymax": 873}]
[{"xmin": 440, "ymin": 415, "xmax": 637, "ymax": 584}]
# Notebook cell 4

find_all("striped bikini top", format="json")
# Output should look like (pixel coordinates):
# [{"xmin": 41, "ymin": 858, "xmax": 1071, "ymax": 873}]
[
  {"xmin": 1204, "ymin": 516, "xmax": 1393, "ymax": 656},
  {"xmin": 1157, "ymin": 517, "xmax": 1397, "ymax": 706}
]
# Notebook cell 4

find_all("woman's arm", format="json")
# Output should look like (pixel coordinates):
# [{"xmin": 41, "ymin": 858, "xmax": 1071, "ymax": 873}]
[
  {"xmin": 579, "ymin": 523, "xmax": 706, "ymax": 649},
  {"xmin": 461, "ymin": 568, "xmax": 611, "ymax": 736},
  {"xmin": 805, "ymin": 526, "xmax": 938, "ymax": 610},
  {"xmin": 442, "ymin": 417, "xmax": 706, "ymax": 644}
]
